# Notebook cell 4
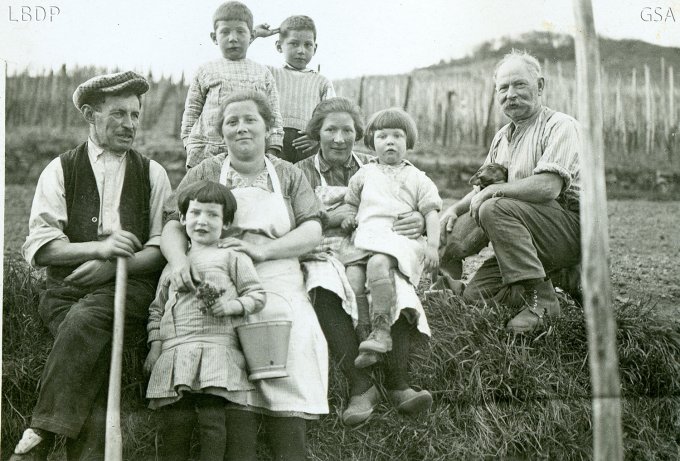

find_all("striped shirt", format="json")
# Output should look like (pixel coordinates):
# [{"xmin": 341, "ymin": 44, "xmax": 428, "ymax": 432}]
[
  {"xmin": 296, "ymin": 151, "xmax": 375, "ymax": 189},
  {"xmin": 181, "ymin": 58, "xmax": 284, "ymax": 153},
  {"xmin": 484, "ymin": 106, "xmax": 581, "ymax": 209},
  {"xmin": 268, "ymin": 65, "xmax": 335, "ymax": 131}
]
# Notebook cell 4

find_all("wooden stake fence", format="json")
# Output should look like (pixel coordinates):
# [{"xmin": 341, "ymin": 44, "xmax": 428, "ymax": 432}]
[{"xmin": 572, "ymin": 1, "xmax": 623, "ymax": 460}]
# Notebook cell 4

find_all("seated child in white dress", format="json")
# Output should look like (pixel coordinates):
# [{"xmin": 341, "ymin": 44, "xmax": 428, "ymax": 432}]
[
  {"xmin": 144, "ymin": 180, "xmax": 266, "ymax": 461},
  {"xmin": 342, "ymin": 108, "xmax": 442, "ymax": 369}
]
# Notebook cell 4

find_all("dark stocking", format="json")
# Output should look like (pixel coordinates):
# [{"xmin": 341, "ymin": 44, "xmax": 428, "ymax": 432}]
[
  {"xmin": 384, "ymin": 314, "xmax": 415, "ymax": 391},
  {"xmin": 224, "ymin": 409, "xmax": 258, "ymax": 461},
  {"xmin": 311, "ymin": 288, "xmax": 372, "ymax": 396},
  {"xmin": 264, "ymin": 416, "xmax": 307, "ymax": 461}
]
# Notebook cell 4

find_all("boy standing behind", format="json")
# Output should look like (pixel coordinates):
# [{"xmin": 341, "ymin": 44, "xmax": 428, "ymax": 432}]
[
  {"xmin": 263, "ymin": 15, "xmax": 336, "ymax": 163},
  {"xmin": 181, "ymin": 1, "xmax": 284, "ymax": 169}
]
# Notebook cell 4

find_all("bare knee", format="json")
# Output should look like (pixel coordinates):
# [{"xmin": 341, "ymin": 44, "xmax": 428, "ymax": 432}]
[
  {"xmin": 366, "ymin": 254, "xmax": 395, "ymax": 280},
  {"xmin": 346, "ymin": 265, "xmax": 366, "ymax": 295}
]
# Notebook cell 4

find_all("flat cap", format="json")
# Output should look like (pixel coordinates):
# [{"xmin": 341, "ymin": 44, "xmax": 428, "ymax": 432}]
[{"xmin": 72, "ymin": 71, "xmax": 149, "ymax": 110}]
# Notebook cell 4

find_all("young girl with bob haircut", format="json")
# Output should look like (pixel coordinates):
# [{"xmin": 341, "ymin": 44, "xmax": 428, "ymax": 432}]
[
  {"xmin": 341, "ymin": 108, "xmax": 442, "ymax": 414},
  {"xmin": 144, "ymin": 180, "xmax": 266, "ymax": 461}
]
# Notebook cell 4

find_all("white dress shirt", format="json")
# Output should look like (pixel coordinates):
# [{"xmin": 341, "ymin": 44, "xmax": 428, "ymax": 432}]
[{"xmin": 22, "ymin": 138, "xmax": 172, "ymax": 267}]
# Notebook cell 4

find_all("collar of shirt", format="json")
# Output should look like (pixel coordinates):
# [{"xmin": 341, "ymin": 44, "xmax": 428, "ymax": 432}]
[
  {"xmin": 503, "ymin": 106, "xmax": 545, "ymax": 140},
  {"xmin": 87, "ymin": 137, "xmax": 127, "ymax": 163},
  {"xmin": 373, "ymin": 158, "xmax": 413, "ymax": 168},
  {"xmin": 318, "ymin": 151, "xmax": 359, "ymax": 173},
  {"xmin": 283, "ymin": 63, "xmax": 316, "ymax": 73}
]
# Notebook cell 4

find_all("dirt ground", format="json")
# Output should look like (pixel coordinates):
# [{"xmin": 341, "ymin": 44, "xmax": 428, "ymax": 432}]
[
  {"xmin": 4, "ymin": 185, "xmax": 679, "ymax": 315},
  {"xmin": 442, "ymin": 198, "xmax": 680, "ymax": 316}
]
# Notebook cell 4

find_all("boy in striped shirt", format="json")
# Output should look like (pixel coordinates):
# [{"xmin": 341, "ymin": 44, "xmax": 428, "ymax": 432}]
[
  {"xmin": 258, "ymin": 15, "xmax": 336, "ymax": 163},
  {"xmin": 181, "ymin": 2, "xmax": 285, "ymax": 169}
]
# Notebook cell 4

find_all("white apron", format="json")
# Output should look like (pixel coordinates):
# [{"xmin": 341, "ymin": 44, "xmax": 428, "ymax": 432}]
[
  {"xmin": 303, "ymin": 155, "xmax": 431, "ymax": 336},
  {"xmin": 219, "ymin": 156, "xmax": 329, "ymax": 417}
]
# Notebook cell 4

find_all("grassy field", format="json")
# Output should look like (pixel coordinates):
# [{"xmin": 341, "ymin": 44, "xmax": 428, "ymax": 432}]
[{"xmin": 3, "ymin": 178, "xmax": 680, "ymax": 459}]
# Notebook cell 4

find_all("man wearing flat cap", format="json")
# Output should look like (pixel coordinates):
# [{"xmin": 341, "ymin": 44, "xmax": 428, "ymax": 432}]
[{"xmin": 10, "ymin": 71, "xmax": 172, "ymax": 461}]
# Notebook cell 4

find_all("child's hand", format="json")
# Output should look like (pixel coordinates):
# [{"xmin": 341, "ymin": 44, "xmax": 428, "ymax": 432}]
[
  {"xmin": 292, "ymin": 134, "xmax": 319, "ymax": 155},
  {"xmin": 424, "ymin": 245, "xmax": 439, "ymax": 274},
  {"xmin": 253, "ymin": 23, "xmax": 279, "ymax": 39},
  {"xmin": 196, "ymin": 282, "xmax": 226, "ymax": 314},
  {"xmin": 144, "ymin": 341, "xmax": 162, "ymax": 376},
  {"xmin": 211, "ymin": 299, "xmax": 244, "ymax": 317},
  {"xmin": 341, "ymin": 215, "xmax": 357, "ymax": 233}
]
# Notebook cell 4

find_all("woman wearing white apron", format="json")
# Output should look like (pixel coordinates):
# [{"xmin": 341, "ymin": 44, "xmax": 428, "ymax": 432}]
[
  {"xmin": 296, "ymin": 98, "xmax": 431, "ymax": 426},
  {"xmin": 161, "ymin": 91, "xmax": 327, "ymax": 461}
]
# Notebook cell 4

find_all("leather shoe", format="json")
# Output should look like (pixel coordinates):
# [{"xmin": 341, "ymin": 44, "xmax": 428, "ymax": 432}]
[
  {"xmin": 9, "ymin": 428, "xmax": 53, "ymax": 461},
  {"xmin": 388, "ymin": 388, "xmax": 433, "ymax": 415},
  {"xmin": 342, "ymin": 386, "xmax": 381, "ymax": 426},
  {"xmin": 506, "ymin": 279, "xmax": 561, "ymax": 334},
  {"xmin": 354, "ymin": 351, "xmax": 380, "ymax": 368}
]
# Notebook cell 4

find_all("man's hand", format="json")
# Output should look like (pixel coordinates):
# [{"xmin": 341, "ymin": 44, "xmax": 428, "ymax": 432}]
[
  {"xmin": 469, "ymin": 185, "xmax": 500, "ymax": 224},
  {"xmin": 210, "ymin": 299, "xmax": 244, "ymax": 317},
  {"xmin": 64, "ymin": 260, "xmax": 116, "ymax": 286},
  {"xmin": 253, "ymin": 23, "xmax": 279, "ymax": 39},
  {"xmin": 392, "ymin": 211, "xmax": 424, "ymax": 240},
  {"xmin": 439, "ymin": 209, "xmax": 459, "ymax": 246},
  {"xmin": 144, "ymin": 341, "xmax": 162, "ymax": 376},
  {"xmin": 341, "ymin": 215, "xmax": 357, "ymax": 233},
  {"xmin": 292, "ymin": 134, "xmax": 319, "ymax": 156},
  {"xmin": 97, "ymin": 230, "xmax": 142, "ymax": 259}
]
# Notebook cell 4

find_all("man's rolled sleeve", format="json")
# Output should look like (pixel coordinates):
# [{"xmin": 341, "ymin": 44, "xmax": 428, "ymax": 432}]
[
  {"xmin": 534, "ymin": 115, "xmax": 581, "ymax": 193},
  {"xmin": 21, "ymin": 158, "xmax": 69, "ymax": 268}
]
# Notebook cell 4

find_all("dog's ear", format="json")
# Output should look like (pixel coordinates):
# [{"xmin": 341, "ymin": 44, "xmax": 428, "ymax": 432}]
[{"xmin": 495, "ymin": 164, "xmax": 509, "ymax": 181}]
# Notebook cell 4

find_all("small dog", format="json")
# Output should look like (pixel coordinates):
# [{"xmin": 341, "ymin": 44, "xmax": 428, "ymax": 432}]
[
  {"xmin": 469, "ymin": 163, "xmax": 508, "ymax": 188},
  {"xmin": 432, "ymin": 162, "xmax": 509, "ymax": 286}
]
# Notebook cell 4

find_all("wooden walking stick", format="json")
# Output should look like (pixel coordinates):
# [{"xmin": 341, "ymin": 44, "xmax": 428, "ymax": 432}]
[
  {"xmin": 105, "ymin": 256, "xmax": 128, "ymax": 461},
  {"xmin": 573, "ymin": 0, "xmax": 623, "ymax": 459}
]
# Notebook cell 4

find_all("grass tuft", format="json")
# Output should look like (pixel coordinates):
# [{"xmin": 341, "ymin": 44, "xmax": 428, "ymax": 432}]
[{"xmin": 3, "ymin": 259, "xmax": 680, "ymax": 460}]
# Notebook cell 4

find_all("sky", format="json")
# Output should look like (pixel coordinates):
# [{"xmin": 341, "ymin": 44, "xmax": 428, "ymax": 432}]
[{"xmin": 1, "ymin": 0, "xmax": 680, "ymax": 80}]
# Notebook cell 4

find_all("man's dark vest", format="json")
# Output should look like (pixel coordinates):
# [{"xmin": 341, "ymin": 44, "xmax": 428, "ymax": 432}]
[{"xmin": 46, "ymin": 142, "xmax": 152, "ymax": 280}]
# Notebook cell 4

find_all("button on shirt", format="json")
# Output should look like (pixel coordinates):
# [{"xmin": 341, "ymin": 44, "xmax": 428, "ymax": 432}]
[{"xmin": 22, "ymin": 139, "xmax": 172, "ymax": 267}]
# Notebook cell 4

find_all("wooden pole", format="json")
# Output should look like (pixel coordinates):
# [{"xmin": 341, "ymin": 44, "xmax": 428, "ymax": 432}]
[
  {"xmin": 403, "ymin": 74, "xmax": 413, "ymax": 111},
  {"xmin": 442, "ymin": 90, "xmax": 455, "ymax": 147},
  {"xmin": 483, "ymin": 78, "xmax": 496, "ymax": 147},
  {"xmin": 357, "ymin": 75, "xmax": 366, "ymax": 108},
  {"xmin": 572, "ymin": 1, "xmax": 623, "ymax": 460},
  {"xmin": 645, "ymin": 64, "xmax": 653, "ymax": 155},
  {"xmin": 670, "ymin": 66, "xmax": 675, "ymax": 161},
  {"xmin": 105, "ymin": 257, "xmax": 128, "ymax": 461},
  {"xmin": 669, "ymin": 66, "xmax": 675, "ymax": 130}
]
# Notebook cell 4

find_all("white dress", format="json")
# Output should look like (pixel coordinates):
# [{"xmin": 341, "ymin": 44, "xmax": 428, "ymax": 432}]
[{"xmin": 146, "ymin": 247, "xmax": 265, "ymax": 409}]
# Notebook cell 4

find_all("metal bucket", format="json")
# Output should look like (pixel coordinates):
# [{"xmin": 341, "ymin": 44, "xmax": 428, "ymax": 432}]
[
  {"xmin": 236, "ymin": 290, "xmax": 294, "ymax": 381},
  {"xmin": 236, "ymin": 320, "xmax": 292, "ymax": 380}
]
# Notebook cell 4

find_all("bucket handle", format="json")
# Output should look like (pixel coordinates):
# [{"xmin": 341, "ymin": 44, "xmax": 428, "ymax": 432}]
[{"xmin": 241, "ymin": 289, "xmax": 294, "ymax": 324}]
